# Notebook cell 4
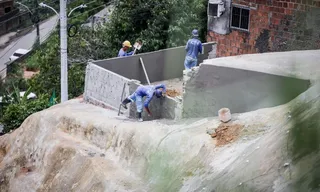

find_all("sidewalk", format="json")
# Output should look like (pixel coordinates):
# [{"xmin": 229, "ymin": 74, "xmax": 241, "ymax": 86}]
[{"xmin": 0, "ymin": 32, "xmax": 17, "ymax": 49}]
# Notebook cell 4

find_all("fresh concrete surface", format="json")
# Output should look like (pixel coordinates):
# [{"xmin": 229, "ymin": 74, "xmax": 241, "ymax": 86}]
[
  {"xmin": 203, "ymin": 49, "xmax": 320, "ymax": 82},
  {"xmin": 93, "ymin": 42, "xmax": 216, "ymax": 84},
  {"xmin": 182, "ymin": 64, "xmax": 310, "ymax": 118},
  {"xmin": 182, "ymin": 49, "xmax": 320, "ymax": 118}
]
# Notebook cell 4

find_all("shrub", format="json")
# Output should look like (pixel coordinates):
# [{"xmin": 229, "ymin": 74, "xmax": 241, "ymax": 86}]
[
  {"xmin": 0, "ymin": 94, "xmax": 50, "ymax": 133},
  {"xmin": 25, "ymin": 57, "xmax": 40, "ymax": 71}
]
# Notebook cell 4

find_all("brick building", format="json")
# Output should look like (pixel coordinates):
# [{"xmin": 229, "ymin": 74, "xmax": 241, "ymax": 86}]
[
  {"xmin": 0, "ymin": 0, "xmax": 30, "ymax": 36},
  {"xmin": 207, "ymin": 0, "xmax": 320, "ymax": 57}
]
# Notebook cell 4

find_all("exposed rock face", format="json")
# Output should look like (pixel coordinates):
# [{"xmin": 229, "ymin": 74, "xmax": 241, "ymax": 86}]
[{"xmin": 0, "ymin": 84, "xmax": 319, "ymax": 192}]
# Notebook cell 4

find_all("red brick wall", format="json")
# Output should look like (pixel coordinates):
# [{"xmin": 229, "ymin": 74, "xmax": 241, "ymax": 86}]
[{"xmin": 207, "ymin": 0, "xmax": 320, "ymax": 57}]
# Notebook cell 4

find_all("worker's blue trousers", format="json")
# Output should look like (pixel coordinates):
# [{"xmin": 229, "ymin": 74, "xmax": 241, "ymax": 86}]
[
  {"xmin": 184, "ymin": 56, "xmax": 197, "ymax": 70},
  {"xmin": 128, "ymin": 93, "xmax": 143, "ymax": 113}
]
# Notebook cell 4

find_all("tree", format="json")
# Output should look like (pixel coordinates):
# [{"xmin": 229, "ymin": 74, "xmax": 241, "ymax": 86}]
[{"xmin": 102, "ymin": 0, "xmax": 207, "ymax": 55}]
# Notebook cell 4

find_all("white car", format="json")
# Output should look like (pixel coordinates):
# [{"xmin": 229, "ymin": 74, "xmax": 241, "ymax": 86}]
[{"xmin": 9, "ymin": 49, "xmax": 30, "ymax": 61}]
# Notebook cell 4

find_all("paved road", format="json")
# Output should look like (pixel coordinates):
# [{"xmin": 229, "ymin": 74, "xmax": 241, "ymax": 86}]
[{"xmin": 0, "ymin": 16, "xmax": 58, "ymax": 77}]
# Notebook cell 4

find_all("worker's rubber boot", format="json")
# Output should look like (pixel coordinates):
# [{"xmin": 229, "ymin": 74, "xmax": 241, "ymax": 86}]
[
  {"xmin": 121, "ymin": 98, "xmax": 131, "ymax": 109},
  {"xmin": 138, "ymin": 112, "xmax": 143, "ymax": 122}
]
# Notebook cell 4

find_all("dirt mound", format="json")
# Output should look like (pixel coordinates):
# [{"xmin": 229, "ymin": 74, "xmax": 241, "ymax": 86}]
[
  {"xmin": 166, "ymin": 89, "xmax": 181, "ymax": 97},
  {"xmin": 212, "ymin": 123, "xmax": 244, "ymax": 146}
]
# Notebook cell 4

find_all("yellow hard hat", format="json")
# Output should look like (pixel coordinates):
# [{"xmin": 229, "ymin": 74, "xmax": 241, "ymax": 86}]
[{"xmin": 122, "ymin": 40, "xmax": 132, "ymax": 48}]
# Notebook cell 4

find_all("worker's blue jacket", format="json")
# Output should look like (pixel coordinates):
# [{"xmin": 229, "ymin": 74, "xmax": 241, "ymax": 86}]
[
  {"xmin": 118, "ymin": 48, "xmax": 133, "ymax": 57},
  {"xmin": 185, "ymin": 38, "xmax": 202, "ymax": 59},
  {"xmin": 135, "ymin": 84, "xmax": 166, "ymax": 107}
]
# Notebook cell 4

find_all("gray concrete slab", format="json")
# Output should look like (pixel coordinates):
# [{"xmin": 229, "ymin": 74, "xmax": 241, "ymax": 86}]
[
  {"xmin": 203, "ymin": 49, "xmax": 320, "ymax": 82},
  {"xmin": 93, "ymin": 42, "xmax": 216, "ymax": 84},
  {"xmin": 84, "ymin": 63, "xmax": 181, "ymax": 120},
  {"xmin": 182, "ymin": 60, "xmax": 312, "ymax": 118}
]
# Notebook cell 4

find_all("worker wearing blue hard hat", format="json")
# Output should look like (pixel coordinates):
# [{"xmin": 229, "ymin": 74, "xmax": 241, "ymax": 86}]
[
  {"xmin": 120, "ymin": 84, "xmax": 166, "ymax": 122},
  {"xmin": 184, "ymin": 29, "xmax": 203, "ymax": 70}
]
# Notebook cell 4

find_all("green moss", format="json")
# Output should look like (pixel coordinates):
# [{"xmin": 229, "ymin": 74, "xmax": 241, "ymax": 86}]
[
  {"xmin": 145, "ymin": 149, "xmax": 205, "ymax": 192},
  {"xmin": 289, "ymin": 100, "xmax": 320, "ymax": 191}
]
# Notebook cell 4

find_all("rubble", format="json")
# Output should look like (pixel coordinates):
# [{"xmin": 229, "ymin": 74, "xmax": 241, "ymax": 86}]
[
  {"xmin": 166, "ymin": 89, "xmax": 181, "ymax": 97},
  {"xmin": 213, "ymin": 123, "xmax": 244, "ymax": 146},
  {"xmin": 151, "ymin": 78, "xmax": 183, "ymax": 98}
]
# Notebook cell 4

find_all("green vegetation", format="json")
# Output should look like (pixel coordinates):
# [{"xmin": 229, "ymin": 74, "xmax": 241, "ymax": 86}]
[
  {"xmin": 146, "ymin": 149, "xmax": 205, "ymax": 192},
  {"xmin": 0, "ymin": 85, "xmax": 50, "ymax": 133},
  {"xmin": 0, "ymin": 0, "xmax": 208, "ymax": 132},
  {"xmin": 289, "ymin": 99, "xmax": 320, "ymax": 191}
]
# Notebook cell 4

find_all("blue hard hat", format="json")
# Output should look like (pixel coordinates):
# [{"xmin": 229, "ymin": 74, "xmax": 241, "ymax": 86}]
[
  {"xmin": 155, "ymin": 90, "xmax": 163, "ymax": 98},
  {"xmin": 192, "ymin": 29, "xmax": 199, "ymax": 37}
]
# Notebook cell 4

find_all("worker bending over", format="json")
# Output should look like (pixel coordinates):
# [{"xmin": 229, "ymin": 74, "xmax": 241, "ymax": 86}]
[
  {"xmin": 184, "ymin": 29, "xmax": 202, "ymax": 70},
  {"xmin": 121, "ymin": 84, "xmax": 166, "ymax": 122},
  {"xmin": 118, "ymin": 40, "xmax": 134, "ymax": 57}
]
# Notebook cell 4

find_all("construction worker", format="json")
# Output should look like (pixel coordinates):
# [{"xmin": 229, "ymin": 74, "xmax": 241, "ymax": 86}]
[
  {"xmin": 184, "ymin": 29, "xmax": 202, "ymax": 70},
  {"xmin": 118, "ymin": 40, "xmax": 134, "ymax": 57},
  {"xmin": 121, "ymin": 84, "xmax": 166, "ymax": 122}
]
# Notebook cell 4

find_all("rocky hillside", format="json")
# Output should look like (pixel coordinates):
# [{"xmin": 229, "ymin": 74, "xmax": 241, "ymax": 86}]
[{"xmin": 0, "ymin": 84, "xmax": 319, "ymax": 192}]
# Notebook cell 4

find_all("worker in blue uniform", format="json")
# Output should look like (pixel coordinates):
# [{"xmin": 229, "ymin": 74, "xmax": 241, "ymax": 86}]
[
  {"xmin": 118, "ymin": 40, "xmax": 134, "ymax": 57},
  {"xmin": 184, "ymin": 29, "xmax": 203, "ymax": 70},
  {"xmin": 121, "ymin": 84, "xmax": 166, "ymax": 122}
]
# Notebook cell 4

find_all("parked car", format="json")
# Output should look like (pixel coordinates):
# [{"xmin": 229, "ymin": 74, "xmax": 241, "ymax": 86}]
[{"xmin": 9, "ymin": 48, "xmax": 30, "ymax": 61}]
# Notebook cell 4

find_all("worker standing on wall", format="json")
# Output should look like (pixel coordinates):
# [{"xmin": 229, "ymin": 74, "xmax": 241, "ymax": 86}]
[
  {"xmin": 118, "ymin": 40, "xmax": 134, "ymax": 57},
  {"xmin": 184, "ymin": 29, "xmax": 203, "ymax": 70},
  {"xmin": 120, "ymin": 84, "xmax": 166, "ymax": 122}
]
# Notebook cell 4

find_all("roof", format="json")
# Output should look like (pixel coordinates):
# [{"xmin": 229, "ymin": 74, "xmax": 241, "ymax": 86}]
[{"xmin": 94, "ymin": 5, "xmax": 114, "ymax": 18}]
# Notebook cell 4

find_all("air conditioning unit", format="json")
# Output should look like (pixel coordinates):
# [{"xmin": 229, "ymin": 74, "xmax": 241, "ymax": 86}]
[{"xmin": 208, "ymin": 0, "xmax": 226, "ymax": 18}]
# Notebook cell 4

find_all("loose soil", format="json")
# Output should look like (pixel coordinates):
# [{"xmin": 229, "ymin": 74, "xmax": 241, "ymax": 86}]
[
  {"xmin": 23, "ymin": 69, "xmax": 39, "ymax": 79},
  {"xmin": 212, "ymin": 123, "xmax": 244, "ymax": 146},
  {"xmin": 150, "ymin": 78, "xmax": 183, "ymax": 97},
  {"xmin": 166, "ymin": 89, "xmax": 181, "ymax": 97}
]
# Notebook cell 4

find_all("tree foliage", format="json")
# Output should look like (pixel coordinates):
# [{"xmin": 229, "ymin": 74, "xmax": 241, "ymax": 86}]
[
  {"xmin": 102, "ymin": 0, "xmax": 207, "ymax": 55},
  {"xmin": 26, "ymin": 32, "xmax": 86, "ymax": 99},
  {"xmin": 66, "ymin": 0, "xmax": 208, "ymax": 59},
  {"xmin": 0, "ymin": 94, "xmax": 50, "ymax": 133},
  {"xmin": 1, "ymin": 0, "xmax": 208, "ymax": 132}
]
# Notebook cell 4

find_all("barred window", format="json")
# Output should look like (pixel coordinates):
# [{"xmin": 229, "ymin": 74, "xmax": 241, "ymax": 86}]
[
  {"xmin": 208, "ymin": 4, "xmax": 218, "ymax": 17},
  {"xmin": 231, "ymin": 6, "xmax": 250, "ymax": 31}
]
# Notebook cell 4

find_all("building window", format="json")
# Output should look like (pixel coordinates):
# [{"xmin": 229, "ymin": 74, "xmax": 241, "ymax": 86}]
[
  {"xmin": 231, "ymin": 5, "xmax": 250, "ymax": 31},
  {"xmin": 208, "ymin": 3, "xmax": 218, "ymax": 17},
  {"xmin": 4, "ymin": 7, "xmax": 11, "ymax": 13}
]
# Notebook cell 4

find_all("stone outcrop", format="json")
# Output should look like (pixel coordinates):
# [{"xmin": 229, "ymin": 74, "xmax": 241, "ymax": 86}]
[{"xmin": 0, "ymin": 84, "xmax": 319, "ymax": 192}]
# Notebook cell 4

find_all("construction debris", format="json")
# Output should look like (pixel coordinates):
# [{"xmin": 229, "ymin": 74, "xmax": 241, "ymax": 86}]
[
  {"xmin": 283, "ymin": 163, "xmax": 290, "ymax": 167},
  {"xmin": 206, "ymin": 128, "xmax": 215, "ymax": 135},
  {"xmin": 218, "ymin": 108, "xmax": 232, "ymax": 123},
  {"xmin": 211, "ymin": 123, "xmax": 244, "ymax": 146},
  {"xmin": 166, "ymin": 89, "xmax": 181, "ymax": 97},
  {"xmin": 151, "ymin": 78, "xmax": 183, "ymax": 98}
]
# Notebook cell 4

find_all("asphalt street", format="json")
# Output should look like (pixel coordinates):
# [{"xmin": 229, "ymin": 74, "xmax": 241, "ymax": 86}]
[{"xmin": 0, "ymin": 16, "xmax": 58, "ymax": 78}]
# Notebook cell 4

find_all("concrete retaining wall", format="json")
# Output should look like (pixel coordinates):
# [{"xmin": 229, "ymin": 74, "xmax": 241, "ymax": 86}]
[
  {"xmin": 92, "ymin": 42, "xmax": 216, "ymax": 84},
  {"xmin": 182, "ymin": 64, "xmax": 310, "ymax": 118},
  {"xmin": 84, "ymin": 63, "xmax": 131, "ymax": 115},
  {"xmin": 84, "ymin": 63, "xmax": 181, "ymax": 120}
]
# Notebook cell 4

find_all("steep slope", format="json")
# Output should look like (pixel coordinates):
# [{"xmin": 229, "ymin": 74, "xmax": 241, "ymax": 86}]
[{"xmin": 0, "ymin": 84, "xmax": 319, "ymax": 192}]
